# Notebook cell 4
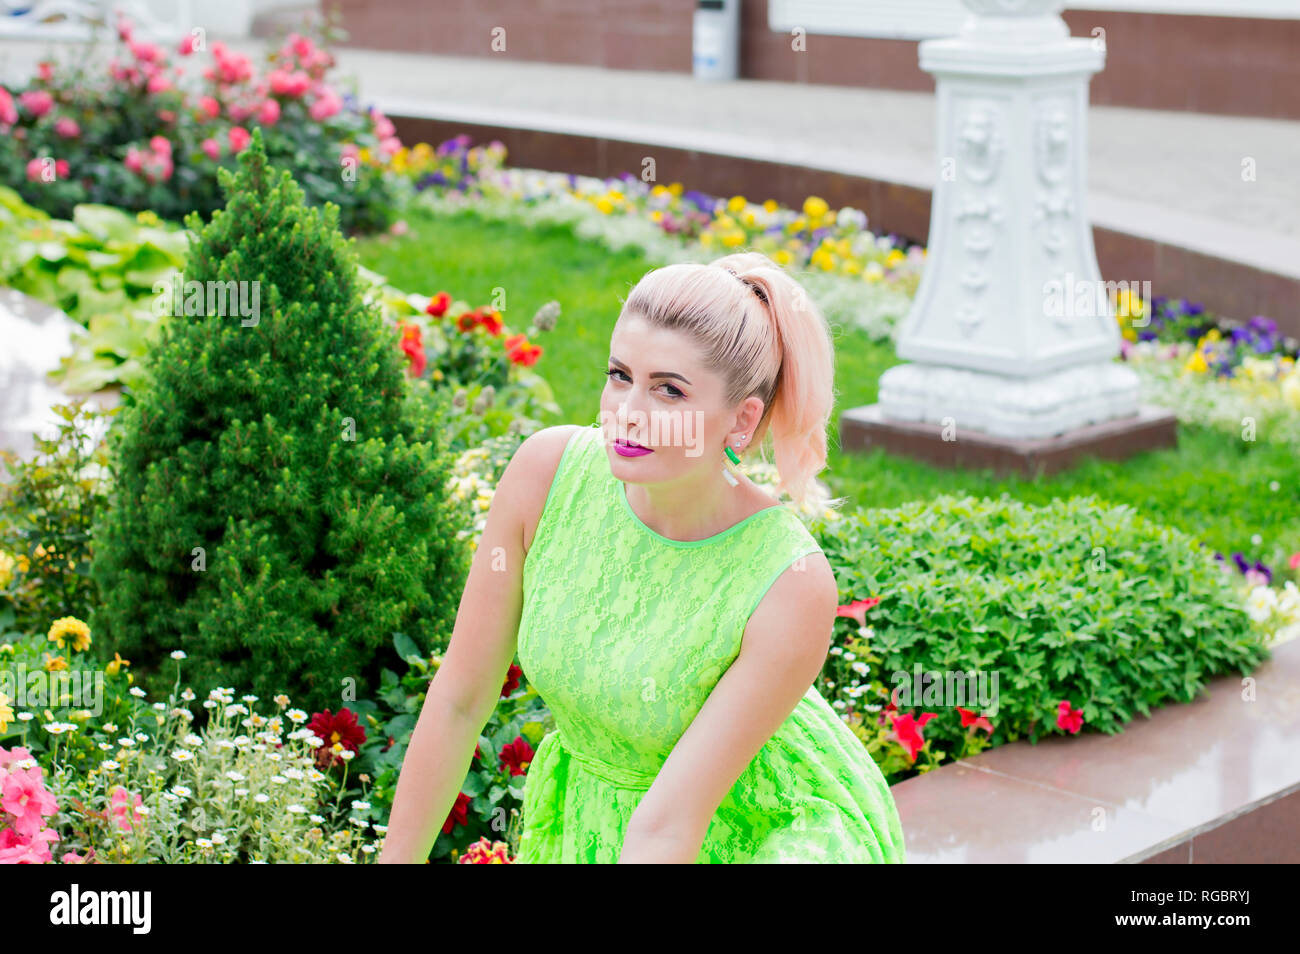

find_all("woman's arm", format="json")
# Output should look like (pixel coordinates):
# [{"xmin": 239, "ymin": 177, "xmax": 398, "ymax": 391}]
[
  {"xmin": 617, "ymin": 551, "xmax": 839, "ymax": 864},
  {"xmin": 377, "ymin": 426, "xmax": 576, "ymax": 863}
]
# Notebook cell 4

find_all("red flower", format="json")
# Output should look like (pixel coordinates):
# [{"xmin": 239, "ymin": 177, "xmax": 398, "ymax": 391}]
[
  {"xmin": 442, "ymin": 791, "xmax": 471, "ymax": 834},
  {"xmin": 1056, "ymin": 699, "xmax": 1084, "ymax": 734},
  {"xmin": 455, "ymin": 310, "xmax": 479, "ymax": 334},
  {"xmin": 398, "ymin": 321, "xmax": 426, "ymax": 377},
  {"xmin": 500, "ymin": 663, "xmax": 522, "ymax": 697},
  {"xmin": 498, "ymin": 736, "xmax": 535, "ymax": 777},
  {"xmin": 477, "ymin": 309, "xmax": 503, "ymax": 336},
  {"xmin": 504, "ymin": 334, "xmax": 542, "ymax": 367},
  {"xmin": 889, "ymin": 711, "xmax": 937, "ymax": 762},
  {"xmin": 836, "ymin": 596, "xmax": 881, "ymax": 628},
  {"xmin": 473, "ymin": 743, "xmax": 482, "ymax": 762},
  {"xmin": 956, "ymin": 706, "xmax": 993, "ymax": 735},
  {"xmin": 305, "ymin": 707, "xmax": 367, "ymax": 769},
  {"xmin": 425, "ymin": 291, "xmax": 451, "ymax": 318}
]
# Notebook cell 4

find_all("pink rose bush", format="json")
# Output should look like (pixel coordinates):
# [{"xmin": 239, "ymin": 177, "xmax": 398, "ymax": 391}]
[{"xmin": 0, "ymin": 12, "xmax": 400, "ymax": 233}]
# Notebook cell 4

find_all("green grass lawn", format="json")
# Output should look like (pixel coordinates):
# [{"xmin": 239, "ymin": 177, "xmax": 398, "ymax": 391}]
[{"xmin": 354, "ymin": 203, "xmax": 1300, "ymax": 571}]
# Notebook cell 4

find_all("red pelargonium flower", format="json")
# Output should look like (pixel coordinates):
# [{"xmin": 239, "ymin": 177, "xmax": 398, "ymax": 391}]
[
  {"xmin": 889, "ymin": 711, "xmax": 937, "ymax": 762},
  {"xmin": 455, "ymin": 310, "xmax": 479, "ymax": 334},
  {"xmin": 500, "ymin": 663, "xmax": 522, "ymax": 697},
  {"xmin": 956, "ymin": 706, "xmax": 993, "ymax": 735},
  {"xmin": 398, "ymin": 322, "xmax": 426, "ymax": 377},
  {"xmin": 442, "ymin": 791, "xmax": 471, "ymax": 835},
  {"xmin": 503, "ymin": 334, "xmax": 542, "ymax": 367},
  {"xmin": 498, "ymin": 737, "xmax": 535, "ymax": 777},
  {"xmin": 836, "ymin": 596, "xmax": 882, "ymax": 628},
  {"xmin": 425, "ymin": 292, "xmax": 451, "ymax": 318},
  {"xmin": 1056, "ymin": 699, "xmax": 1084, "ymax": 734},
  {"xmin": 305, "ymin": 707, "xmax": 367, "ymax": 769}
]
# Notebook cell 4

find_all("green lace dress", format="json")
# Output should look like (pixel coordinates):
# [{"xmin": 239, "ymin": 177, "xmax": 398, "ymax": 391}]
[{"xmin": 513, "ymin": 423, "xmax": 906, "ymax": 863}]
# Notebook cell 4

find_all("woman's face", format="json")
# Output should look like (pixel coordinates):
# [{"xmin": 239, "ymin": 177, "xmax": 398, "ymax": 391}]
[{"xmin": 599, "ymin": 314, "xmax": 763, "ymax": 484}]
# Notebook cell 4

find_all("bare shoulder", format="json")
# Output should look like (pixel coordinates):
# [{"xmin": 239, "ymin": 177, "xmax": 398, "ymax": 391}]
[
  {"xmin": 744, "ymin": 549, "xmax": 839, "ymax": 649},
  {"xmin": 508, "ymin": 424, "xmax": 588, "ymax": 554}
]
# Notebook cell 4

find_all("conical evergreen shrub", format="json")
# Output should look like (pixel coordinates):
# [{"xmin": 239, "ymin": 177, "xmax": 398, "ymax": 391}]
[{"xmin": 91, "ymin": 128, "xmax": 469, "ymax": 714}]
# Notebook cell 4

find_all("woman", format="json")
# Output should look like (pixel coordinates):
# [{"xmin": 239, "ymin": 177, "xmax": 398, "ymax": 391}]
[{"xmin": 379, "ymin": 251, "xmax": 906, "ymax": 864}]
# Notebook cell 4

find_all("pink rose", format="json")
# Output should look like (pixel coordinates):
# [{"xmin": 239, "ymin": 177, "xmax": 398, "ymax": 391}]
[
  {"xmin": 201, "ymin": 137, "xmax": 221, "ymax": 160},
  {"xmin": 197, "ymin": 95, "xmax": 220, "ymax": 119},
  {"xmin": 37, "ymin": 61, "xmax": 54, "ymax": 82},
  {"xmin": 178, "ymin": 33, "xmax": 197, "ymax": 56},
  {"xmin": 149, "ymin": 135, "xmax": 172, "ymax": 155},
  {"xmin": 55, "ymin": 158, "xmax": 69, "ymax": 179},
  {"xmin": 129, "ymin": 40, "xmax": 162, "ymax": 64},
  {"xmin": 146, "ymin": 72, "xmax": 173, "ymax": 94},
  {"xmin": 19, "ymin": 89, "xmax": 53, "ymax": 118},
  {"xmin": 0, "ymin": 87, "xmax": 18, "ymax": 126},
  {"xmin": 53, "ymin": 116, "xmax": 81, "ymax": 138},
  {"xmin": 269, "ymin": 69, "xmax": 311, "ymax": 98},
  {"xmin": 25, "ymin": 157, "xmax": 48, "ymax": 182},
  {"xmin": 257, "ymin": 98, "xmax": 280, "ymax": 125},
  {"xmin": 309, "ymin": 88, "xmax": 342, "ymax": 121},
  {"xmin": 124, "ymin": 148, "xmax": 145, "ymax": 173},
  {"xmin": 228, "ymin": 125, "xmax": 251, "ymax": 153}
]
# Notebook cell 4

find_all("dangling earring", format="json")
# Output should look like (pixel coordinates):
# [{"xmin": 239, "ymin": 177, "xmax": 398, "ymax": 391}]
[{"xmin": 722, "ymin": 435, "xmax": 746, "ymax": 487}]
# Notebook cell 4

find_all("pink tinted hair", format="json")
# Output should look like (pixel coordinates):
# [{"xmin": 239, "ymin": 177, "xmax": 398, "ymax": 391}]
[{"xmin": 616, "ymin": 250, "xmax": 843, "ymax": 512}]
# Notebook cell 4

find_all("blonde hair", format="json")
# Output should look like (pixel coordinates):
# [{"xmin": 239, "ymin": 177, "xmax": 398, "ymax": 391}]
[{"xmin": 616, "ymin": 250, "xmax": 840, "ymax": 511}]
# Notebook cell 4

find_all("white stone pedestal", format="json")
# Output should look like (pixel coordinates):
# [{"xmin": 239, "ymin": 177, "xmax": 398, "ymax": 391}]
[{"xmin": 878, "ymin": 0, "xmax": 1141, "ymax": 441}]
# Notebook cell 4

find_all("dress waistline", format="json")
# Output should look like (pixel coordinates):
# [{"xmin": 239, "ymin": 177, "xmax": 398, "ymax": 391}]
[{"xmin": 553, "ymin": 728, "xmax": 659, "ymax": 789}]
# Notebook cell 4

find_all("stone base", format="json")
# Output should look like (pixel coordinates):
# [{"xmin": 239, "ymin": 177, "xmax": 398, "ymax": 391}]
[{"xmin": 840, "ymin": 402, "xmax": 1178, "ymax": 478}]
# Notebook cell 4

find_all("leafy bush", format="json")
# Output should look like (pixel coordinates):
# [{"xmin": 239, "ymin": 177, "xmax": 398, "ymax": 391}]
[
  {"xmin": 814, "ymin": 493, "xmax": 1271, "ymax": 749},
  {"xmin": 90, "ymin": 129, "xmax": 469, "ymax": 714},
  {"xmin": 0, "ymin": 400, "xmax": 115, "ymax": 636}
]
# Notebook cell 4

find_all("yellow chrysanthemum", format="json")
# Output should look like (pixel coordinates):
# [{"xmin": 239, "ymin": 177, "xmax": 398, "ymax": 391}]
[
  {"xmin": 48, "ymin": 616, "xmax": 92, "ymax": 652},
  {"xmin": 803, "ymin": 196, "xmax": 829, "ymax": 221},
  {"xmin": 44, "ymin": 653, "xmax": 68, "ymax": 672}
]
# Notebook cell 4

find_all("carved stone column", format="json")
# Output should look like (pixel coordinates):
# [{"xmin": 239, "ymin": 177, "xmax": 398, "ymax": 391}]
[{"xmin": 841, "ymin": 0, "xmax": 1175, "ymax": 473}]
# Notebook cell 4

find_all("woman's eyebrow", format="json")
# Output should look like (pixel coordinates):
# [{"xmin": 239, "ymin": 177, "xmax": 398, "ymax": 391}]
[{"xmin": 609, "ymin": 356, "xmax": 692, "ymax": 385}]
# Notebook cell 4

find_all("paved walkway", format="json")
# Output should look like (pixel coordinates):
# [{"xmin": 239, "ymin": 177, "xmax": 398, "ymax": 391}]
[{"xmin": 1, "ymin": 35, "xmax": 1297, "ymax": 281}]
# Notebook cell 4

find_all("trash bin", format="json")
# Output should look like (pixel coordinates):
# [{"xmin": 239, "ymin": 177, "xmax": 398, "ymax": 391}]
[{"xmin": 693, "ymin": 0, "xmax": 740, "ymax": 81}]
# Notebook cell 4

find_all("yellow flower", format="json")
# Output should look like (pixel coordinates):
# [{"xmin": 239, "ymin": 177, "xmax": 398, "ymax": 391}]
[
  {"xmin": 885, "ymin": 249, "xmax": 905, "ymax": 269},
  {"xmin": 727, "ymin": 195, "xmax": 747, "ymax": 213},
  {"xmin": 595, "ymin": 197, "xmax": 614, "ymax": 215},
  {"xmin": 1282, "ymin": 373, "xmax": 1300, "ymax": 411},
  {"xmin": 841, "ymin": 258, "xmax": 863, "ymax": 276},
  {"xmin": 135, "ymin": 210, "xmax": 161, "ymax": 227},
  {"xmin": 0, "ymin": 551, "xmax": 14, "ymax": 588},
  {"xmin": 774, "ymin": 248, "xmax": 794, "ymax": 266},
  {"xmin": 0, "ymin": 691, "xmax": 12, "ymax": 733},
  {"xmin": 1184, "ymin": 349, "xmax": 1209, "ymax": 374},
  {"xmin": 803, "ymin": 196, "xmax": 829, "ymax": 221},
  {"xmin": 788, "ymin": 217, "xmax": 807, "ymax": 234},
  {"xmin": 700, "ymin": 231, "xmax": 715, "ymax": 248},
  {"xmin": 1112, "ymin": 288, "xmax": 1145, "ymax": 320},
  {"xmin": 667, "ymin": 182, "xmax": 683, "ymax": 196},
  {"xmin": 44, "ymin": 653, "xmax": 68, "ymax": 672},
  {"xmin": 105, "ymin": 652, "xmax": 130, "ymax": 676},
  {"xmin": 741, "ymin": 210, "xmax": 756, "ymax": 228},
  {"xmin": 358, "ymin": 147, "xmax": 372, "ymax": 164},
  {"xmin": 650, "ymin": 209, "xmax": 663, "ymax": 222},
  {"xmin": 763, "ymin": 199, "xmax": 779, "ymax": 214},
  {"xmin": 810, "ymin": 247, "xmax": 835, "ymax": 271},
  {"xmin": 48, "ymin": 616, "xmax": 92, "ymax": 652},
  {"xmin": 722, "ymin": 229, "xmax": 746, "ymax": 248}
]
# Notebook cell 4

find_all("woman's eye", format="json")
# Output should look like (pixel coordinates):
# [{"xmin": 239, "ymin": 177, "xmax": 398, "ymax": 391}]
[{"xmin": 604, "ymin": 368, "xmax": 683, "ymax": 399}]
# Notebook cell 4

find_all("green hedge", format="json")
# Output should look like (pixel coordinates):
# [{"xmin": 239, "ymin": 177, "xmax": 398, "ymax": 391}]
[{"xmin": 815, "ymin": 493, "xmax": 1270, "ymax": 743}]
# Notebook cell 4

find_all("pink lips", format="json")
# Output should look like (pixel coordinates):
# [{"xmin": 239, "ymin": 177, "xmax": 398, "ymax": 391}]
[{"xmin": 614, "ymin": 438, "xmax": 653, "ymax": 457}]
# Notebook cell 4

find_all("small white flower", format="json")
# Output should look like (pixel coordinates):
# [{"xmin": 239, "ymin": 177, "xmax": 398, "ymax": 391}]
[
  {"xmin": 225, "ymin": 704, "xmax": 248, "ymax": 718},
  {"xmin": 274, "ymin": 694, "xmax": 290, "ymax": 707},
  {"xmin": 202, "ymin": 700, "xmax": 216, "ymax": 709},
  {"xmin": 352, "ymin": 800, "xmax": 370, "ymax": 811},
  {"xmin": 170, "ymin": 749, "xmax": 194, "ymax": 762},
  {"xmin": 1269, "ymin": 480, "xmax": 1280, "ymax": 492},
  {"xmin": 129, "ymin": 687, "xmax": 147, "ymax": 698},
  {"xmin": 360, "ymin": 845, "xmax": 376, "ymax": 855},
  {"xmin": 196, "ymin": 838, "xmax": 213, "ymax": 849},
  {"xmin": 254, "ymin": 793, "xmax": 270, "ymax": 804},
  {"xmin": 372, "ymin": 824, "xmax": 387, "ymax": 835},
  {"xmin": 851, "ymin": 662, "xmax": 869, "ymax": 676},
  {"xmin": 183, "ymin": 733, "xmax": 203, "ymax": 747},
  {"xmin": 1251, "ymin": 533, "xmax": 1263, "ymax": 546},
  {"xmin": 171, "ymin": 650, "xmax": 187, "ymax": 660},
  {"xmin": 265, "ymin": 751, "xmax": 281, "ymax": 762},
  {"xmin": 152, "ymin": 702, "xmax": 167, "ymax": 712},
  {"xmin": 283, "ymin": 767, "xmax": 304, "ymax": 781},
  {"xmin": 225, "ymin": 770, "xmax": 246, "ymax": 782},
  {"xmin": 134, "ymin": 732, "xmax": 148, "ymax": 742},
  {"xmin": 309, "ymin": 814, "xmax": 326, "ymax": 824},
  {"xmin": 136, "ymin": 805, "xmax": 150, "ymax": 817},
  {"xmin": 101, "ymin": 759, "xmax": 120, "ymax": 770},
  {"xmin": 234, "ymin": 788, "xmax": 249, "ymax": 797},
  {"xmin": 336, "ymin": 853, "xmax": 354, "ymax": 864},
  {"xmin": 339, "ymin": 749, "xmax": 355, "ymax": 762},
  {"xmin": 349, "ymin": 817, "xmax": 369, "ymax": 829},
  {"xmin": 210, "ymin": 832, "xmax": 227, "ymax": 845},
  {"xmin": 286, "ymin": 804, "xmax": 307, "ymax": 814},
  {"xmin": 242, "ymin": 694, "xmax": 258, "ymax": 703},
  {"xmin": 270, "ymin": 775, "xmax": 288, "ymax": 785},
  {"xmin": 162, "ymin": 791, "xmax": 178, "ymax": 802},
  {"xmin": 307, "ymin": 769, "xmax": 325, "ymax": 783},
  {"xmin": 18, "ymin": 712, "xmax": 35, "ymax": 723},
  {"xmin": 843, "ymin": 653, "xmax": 855, "ymax": 662},
  {"xmin": 171, "ymin": 785, "xmax": 192, "ymax": 798},
  {"xmin": 181, "ymin": 688, "xmax": 196, "ymax": 701},
  {"xmin": 233, "ymin": 735, "xmax": 251, "ymax": 747},
  {"xmin": 286, "ymin": 709, "xmax": 308, "ymax": 723},
  {"xmin": 212, "ymin": 739, "xmax": 236, "ymax": 751},
  {"xmin": 829, "ymin": 646, "xmax": 842, "ymax": 655}
]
